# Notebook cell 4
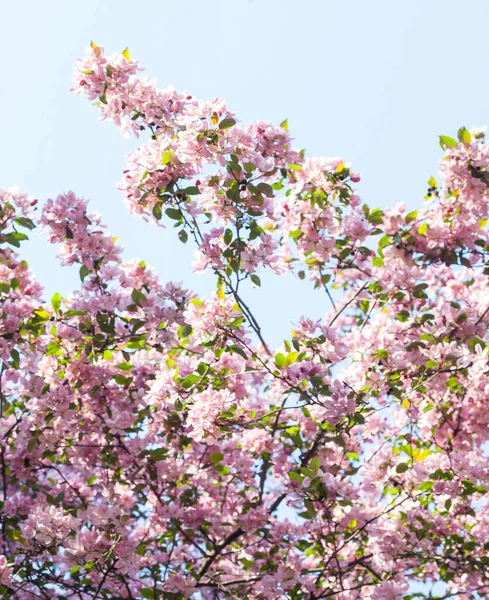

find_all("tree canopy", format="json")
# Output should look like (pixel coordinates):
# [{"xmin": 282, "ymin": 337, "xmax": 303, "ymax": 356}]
[{"xmin": 1, "ymin": 43, "xmax": 489, "ymax": 599}]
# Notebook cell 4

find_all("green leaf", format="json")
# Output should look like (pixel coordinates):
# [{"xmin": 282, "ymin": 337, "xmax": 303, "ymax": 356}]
[
  {"xmin": 147, "ymin": 448, "xmax": 168, "ymax": 462},
  {"xmin": 285, "ymin": 351, "xmax": 299, "ymax": 366},
  {"xmin": 114, "ymin": 374, "xmax": 133, "ymax": 386},
  {"xmin": 418, "ymin": 223, "xmax": 428, "ymax": 236},
  {"xmin": 280, "ymin": 118, "xmax": 289, "ymax": 131},
  {"xmin": 79, "ymin": 265, "xmax": 90, "ymax": 282},
  {"xmin": 116, "ymin": 362, "xmax": 131, "ymax": 372},
  {"xmin": 165, "ymin": 208, "xmax": 182, "ymax": 221},
  {"xmin": 152, "ymin": 204, "xmax": 162, "ymax": 220},
  {"xmin": 140, "ymin": 589, "xmax": 155, "ymax": 599},
  {"xmin": 178, "ymin": 324, "xmax": 192, "ymax": 338},
  {"xmin": 257, "ymin": 182, "xmax": 274, "ymax": 197},
  {"xmin": 439, "ymin": 135, "xmax": 457, "ymax": 150},
  {"xmin": 209, "ymin": 452, "xmax": 224, "ymax": 464},
  {"xmin": 250, "ymin": 274, "xmax": 261, "ymax": 287},
  {"xmin": 300, "ymin": 499, "xmax": 317, "ymax": 519},
  {"xmin": 131, "ymin": 289, "xmax": 146, "ymax": 307},
  {"xmin": 46, "ymin": 342, "xmax": 61, "ymax": 356},
  {"xmin": 275, "ymin": 353, "xmax": 286, "ymax": 368},
  {"xmin": 184, "ymin": 186, "xmax": 200, "ymax": 195},
  {"xmin": 446, "ymin": 376, "xmax": 459, "ymax": 389},
  {"xmin": 178, "ymin": 229, "xmax": 188, "ymax": 243},
  {"xmin": 7, "ymin": 529, "xmax": 23, "ymax": 542},
  {"xmin": 224, "ymin": 229, "xmax": 233, "ymax": 245},
  {"xmin": 54, "ymin": 491, "xmax": 65, "ymax": 505},
  {"xmin": 227, "ymin": 345, "xmax": 246, "ymax": 360},
  {"xmin": 219, "ymin": 118, "xmax": 236, "ymax": 129},
  {"xmin": 33, "ymin": 308, "xmax": 51, "ymax": 321},
  {"xmin": 122, "ymin": 47, "xmax": 131, "ymax": 61},
  {"xmin": 226, "ymin": 184, "xmax": 241, "ymax": 202},
  {"xmin": 310, "ymin": 456, "xmax": 321, "ymax": 474},
  {"xmin": 368, "ymin": 209, "xmax": 384, "ymax": 225},
  {"xmin": 457, "ymin": 126, "xmax": 472, "ymax": 144},
  {"xmin": 416, "ymin": 480, "xmax": 434, "ymax": 492},
  {"xmin": 64, "ymin": 310, "xmax": 86, "ymax": 317},
  {"xmin": 14, "ymin": 216, "xmax": 36, "ymax": 230},
  {"xmin": 161, "ymin": 149, "xmax": 174, "ymax": 165},
  {"xmin": 468, "ymin": 336, "xmax": 485, "ymax": 352},
  {"xmin": 51, "ymin": 292, "xmax": 61, "ymax": 314},
  {"xmin": 396, "ymin": 462, "xmax": 409, "ymax": 473},
  {"xmin": 181, "ymin": 374, "xmax": 200, "ymax": 389},
  {"xmin": 4, "ymin": 232, "xmax": 28, "ymax": 246},
  {"xmin": 405, "ymin": 210, "xmax": 418, "ymax": 224},
  {"xmin": 412, "ymin": 283, "xmax": 428, "ymax": 299}
]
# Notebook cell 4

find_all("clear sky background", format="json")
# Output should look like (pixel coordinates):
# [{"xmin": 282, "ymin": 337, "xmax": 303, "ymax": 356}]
[{"xmin": 2, "ymin": 0, "xmax": 489, "ymax": 351}]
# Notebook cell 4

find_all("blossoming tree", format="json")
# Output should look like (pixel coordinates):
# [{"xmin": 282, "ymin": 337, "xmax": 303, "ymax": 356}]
[{"xmin": 1, "ymin": 43, "xmax": 489, "ymax": 599}]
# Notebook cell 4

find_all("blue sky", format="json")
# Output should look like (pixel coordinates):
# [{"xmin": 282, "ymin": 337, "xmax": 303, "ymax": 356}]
[{"xmin": 2, "ymin": 0, "xmax": 489, "ymax": 349}]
